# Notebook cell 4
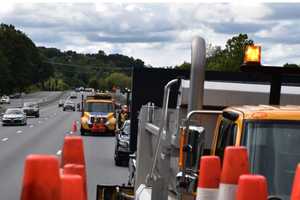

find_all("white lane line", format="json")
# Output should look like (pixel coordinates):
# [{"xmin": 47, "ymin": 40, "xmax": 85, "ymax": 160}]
[
  {"xmin": 16, "ymin": 130, "xmax": 23, "ymax": 134},
  {"xmin": 38, "ymin": 121, "xmax": 43, "ymax": 124},
  {"xmin": 1, "ymin": 138, "xmax": 8, "ymax": 142},
  {"xmin": 56, "ymin": 150, "xmax": 62, "ymax": 156},
  {"xmin": 29, "ymin": 124, "xmax": 34, "ymax": 128}
]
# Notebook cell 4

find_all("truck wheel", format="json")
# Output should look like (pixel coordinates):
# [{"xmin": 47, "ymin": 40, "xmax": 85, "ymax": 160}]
[
  {"xmin": 80, "ymin": 127, "xmax": 86, "ymax": 136},
  {"xmin": 114, "ymin": 157, "xmax": 122, "ymax": 166}
]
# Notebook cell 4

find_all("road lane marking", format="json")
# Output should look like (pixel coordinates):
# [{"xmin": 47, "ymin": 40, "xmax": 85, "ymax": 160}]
[
  {"xmin": 1, "ymin": 138, "xmax": 8, "ymax": 142},
  {"xmin": 16, "ymin": 130, "xmax": 23, "ymax": 134},
  {"xmin": 29, "ymin": 124, "xmax": 34, "ymax": 128},
  {"xmin": 56, "ymin": 150, "xmax": 62, "ymax": 155},
  {"xmin": 38, "ymin": 121, "xmax": 43, "ymax": 124}
]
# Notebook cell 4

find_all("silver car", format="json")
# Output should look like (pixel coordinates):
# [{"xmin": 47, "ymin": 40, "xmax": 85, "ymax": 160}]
[
  {"xmin": 2, "ymin": 108, "xmax": 27, "ymax": 126},
  {"xmin": 0, "ymin": 95, "xmax": 10, "ymax": 104}
]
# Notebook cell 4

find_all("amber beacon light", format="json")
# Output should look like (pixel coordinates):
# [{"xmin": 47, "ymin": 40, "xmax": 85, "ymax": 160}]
[{"xmin": 244, "ymin": 45, "xmax": 261, "ymax": 65}]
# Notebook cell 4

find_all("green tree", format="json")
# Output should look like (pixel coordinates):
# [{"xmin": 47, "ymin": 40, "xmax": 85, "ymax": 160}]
[
  {"xmin": 207, "ymin": 33, "xmax": 254, "ymax": 71},
  {"xmin": 88, "ymin": 78, "xmax": 99, "ymax": 89},
  {"xmin": 283, "ymin": 63, "xmax": 299, "ymax": 68},
  {"xmin": 104, "ymin": 72, "xmax": 131, "ymax": 90},
  {"xmin": 176, "ymin": 61, "xmax": 191, "ymax": 70}
]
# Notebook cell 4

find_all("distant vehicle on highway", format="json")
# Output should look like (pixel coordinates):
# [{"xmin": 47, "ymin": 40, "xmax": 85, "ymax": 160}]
[
  {"xmin": 70, "ymin": 92, "xmax": 77, "ymax": 99},
  {"xmin": 63, "ymin": 101, "xmax": 76, "ymax": 111},
  {"xmin": 84, "ymin": 88, "xmax": 94, "ymax": 93},
  {"xmin": 22, "ymin": 102, "xmax": 39, "ymax": 118},
  {"xmin": 0, "ymin": 95, "xmax": 10, "ymax": 104},
  {"xmin": 9, "ymin": 93, "xmax": 22, "ymax": 99},
  {"xmin": 58, "ymin": 99, "xmax": 65, "ymax": 107},
  {"xmin": 2, "ymin": 108, "xmax": 27, "ymax": 126},
  {"xmin": 114, "ymin": 120, "xmax": 130, "ymax": 166}
]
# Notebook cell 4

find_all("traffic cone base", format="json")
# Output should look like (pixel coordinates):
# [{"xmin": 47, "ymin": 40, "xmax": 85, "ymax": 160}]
[
  {"xmin": 21, "ymin": 154, "xmax": 61, "ymax": 200},
  {"xmin": 63, "ymin": 164, "xmax": 87, "ymax": 200},
  {"xmin": 218, "ymin": 183, "xmax": 237, "ymax": 200},
  {"xmin": 196, "ymin": 188, "xmax": 219, "ymax": 200}
]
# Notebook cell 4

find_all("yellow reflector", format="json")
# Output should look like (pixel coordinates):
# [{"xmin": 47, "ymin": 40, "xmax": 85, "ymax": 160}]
[
  {"xmin": 244, "ymin": 45, "xmax": 261, "ymax": 64},
  {"xmin": 178, "ymin": 127, "xmax": 186, "ymax": 170}
]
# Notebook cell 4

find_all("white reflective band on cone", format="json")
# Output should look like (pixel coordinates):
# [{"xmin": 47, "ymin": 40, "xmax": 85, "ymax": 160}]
[
  {"xmin": 196, "ymin": 188, "xmax": 219, "ymax": 200},
  {"xmin": 135, "ymin": 184, "xmax": 151, "ymax": 200},
  {"xmin": 217, "ymin": 183, "xmax": 237, "ymax": 200}
]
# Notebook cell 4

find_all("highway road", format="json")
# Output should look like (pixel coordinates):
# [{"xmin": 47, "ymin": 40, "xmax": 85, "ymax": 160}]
[{"xmin": 0, "ymin": 91, "xmax": 128, "ymax": 200}]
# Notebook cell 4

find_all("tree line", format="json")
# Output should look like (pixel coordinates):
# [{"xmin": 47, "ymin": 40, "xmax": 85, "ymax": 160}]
[
  {"xmin": 176, "ymin": 33, "xmax": 300, "ymax": 71},
  {"xmin": 0, "ymin": 24, "xmax": 144, "ymax": 94}
]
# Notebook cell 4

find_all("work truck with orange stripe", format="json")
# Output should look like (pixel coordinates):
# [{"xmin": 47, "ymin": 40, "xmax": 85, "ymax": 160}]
[
  {"xmin": 97, "ymin": 37, "xmax": 300, "ymax": 200},
  {"xmin": 80, "ymin": 93, "xmax": 117, "ymax": 136}
]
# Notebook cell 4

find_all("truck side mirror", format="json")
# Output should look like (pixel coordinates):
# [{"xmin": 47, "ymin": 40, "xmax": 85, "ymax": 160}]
[{"xmin": 185, "ymin": 126, "xmax": 205, "ymax": 172}]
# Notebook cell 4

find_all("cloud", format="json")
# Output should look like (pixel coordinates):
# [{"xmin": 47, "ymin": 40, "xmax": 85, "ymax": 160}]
[
  {"xmin": 1, "ymin": 3, "xmax": 300, "ymax": 67},
  {"xmin": 264, "ymin": 3, "xmax": 300, "ymax": 20}
]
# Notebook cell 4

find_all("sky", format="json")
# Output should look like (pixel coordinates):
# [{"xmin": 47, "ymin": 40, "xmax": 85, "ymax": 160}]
[{"xmin": 1, "ymin": 3, "xmax": 300, "ymax": 67}]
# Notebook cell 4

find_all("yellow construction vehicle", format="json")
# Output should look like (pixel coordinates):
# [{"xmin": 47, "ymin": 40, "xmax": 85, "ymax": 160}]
[{"xmin": 80, "ymin": 93, "xmax": 117, "ymax": 136}]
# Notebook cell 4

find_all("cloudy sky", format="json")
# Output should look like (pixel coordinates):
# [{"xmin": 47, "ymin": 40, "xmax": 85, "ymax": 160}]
[{"xmin": 1, "ymin": 3, "xmax": 300, "ymax": 67}]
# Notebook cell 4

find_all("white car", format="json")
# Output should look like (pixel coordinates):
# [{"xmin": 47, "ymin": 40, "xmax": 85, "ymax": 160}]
[
  {"xmin": 2, "ymin": 108, "xmax": 27, "ymax": 126},
  {"xmin": 0, "ymin": 96, "xmax": 10, "ymax": 104}
]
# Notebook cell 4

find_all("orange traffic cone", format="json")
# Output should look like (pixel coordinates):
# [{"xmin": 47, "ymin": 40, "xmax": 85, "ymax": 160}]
[
  {"xmin": 61, "ymin": 174, "xmax": 84, "ymax": 200},
  {"xmin": 236, "ymin": 175, "xmax": 268, "ymax": 200},
  {"xmin": 63, "ymin": 164, "xmax": 87, "ymax": 200},
  {"xmin": 196, "ymin": 156, "xmax": 221, "ymax": 200},
  {"xmin": 291, "ymin": 164, "xmax": 300, "ymax": 200},
  {"xmin": 21, "ymin": 154, "xmax": 61, "ymax": 200},
  {"xmin": 218, "ymin": 146, "xmax": 250, "ymax": 200},
  {"xmin": 71, "ymin": 121, "xmax": 77, "ymax": 133},
  {"xmin": 62, "ymin": 136, "xmax": 85, "ymax": 166}
]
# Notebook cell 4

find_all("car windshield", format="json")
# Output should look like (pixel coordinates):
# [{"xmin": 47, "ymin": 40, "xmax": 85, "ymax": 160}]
[
  {"xmin": 242, "ymin": 120, "xmax": 300, "ymax": 200},
  {"xmin": 5, "ymin": 109, "xmax": 22, "ymax": 114},
  {"xmin": 86, "ymin": 102, "xmax": 114, "ymax": 113}
]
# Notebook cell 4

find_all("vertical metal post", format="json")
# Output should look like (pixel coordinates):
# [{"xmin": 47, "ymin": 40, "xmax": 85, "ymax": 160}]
[
  {"xmin": 269, "ymin": 75, "xmax": 281, "ymax": 105},
  {"xmin": 188, "ymin": 37, "xmax": 206, "ymax": 112},
  {"xmin": 81, "ymin": 94, "xmax": 84, "ymax": 116}
]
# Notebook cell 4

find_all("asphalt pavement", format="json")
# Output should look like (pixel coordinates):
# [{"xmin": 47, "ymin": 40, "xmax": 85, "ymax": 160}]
[{"xmin": 0, "ymin": 91, "xmax": 128, "ymax": 200}]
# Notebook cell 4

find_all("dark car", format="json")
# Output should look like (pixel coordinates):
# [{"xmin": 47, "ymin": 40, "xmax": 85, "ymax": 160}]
[
  {"xmin": 114, "ymin": 120, "xmax": 130, "ymax": 166},
  {"xmin": 22, "ymin": 102, "xmax": 39, "ymax": 118},
  {"xmin": 63, "ymin": 101, "xmax": 76, "ymax": 111},
  {"xmin": 2, "ymin": 108, "xmax": 27, "ymax": 126}
]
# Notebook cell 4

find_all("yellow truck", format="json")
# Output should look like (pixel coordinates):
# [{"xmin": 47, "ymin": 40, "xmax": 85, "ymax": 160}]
[
  {"xmin": 80, "ymin": 93, "xmax": 117, "ymax": 136},
  {"xmin": 97, "ymin": 38, "xmax": 300, "ymax": 200}
]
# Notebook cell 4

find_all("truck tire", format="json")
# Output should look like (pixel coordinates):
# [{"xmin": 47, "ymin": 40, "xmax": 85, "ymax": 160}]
[{"xmin": 80, "ymin": 127, "xmax": 86, "ymax": 136}]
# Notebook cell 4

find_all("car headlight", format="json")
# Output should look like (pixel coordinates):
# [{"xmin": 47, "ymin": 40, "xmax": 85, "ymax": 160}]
[{"xmin": 119, "ymin": 139, "xmax": 129, "ymax": 148}]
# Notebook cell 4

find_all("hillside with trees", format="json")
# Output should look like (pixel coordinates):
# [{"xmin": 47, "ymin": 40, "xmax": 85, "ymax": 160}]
[{"xmin": 0, "ymin": 23, "xmax": 145, "ymax": 94}]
